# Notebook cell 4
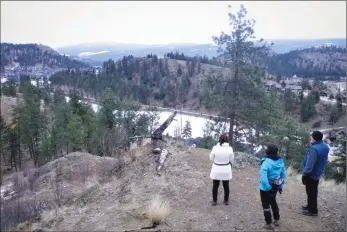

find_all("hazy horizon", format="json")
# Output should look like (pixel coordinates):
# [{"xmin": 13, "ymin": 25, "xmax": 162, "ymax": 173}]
[{"xmin": 1, "ymin": 1, "xmax": 346, "ymax": 48}]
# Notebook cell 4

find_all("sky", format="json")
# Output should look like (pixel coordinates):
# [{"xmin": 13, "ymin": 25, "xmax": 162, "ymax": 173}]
[{"xmin": 1, "ymin": 1, "xmax": 346, "ymax": 48}]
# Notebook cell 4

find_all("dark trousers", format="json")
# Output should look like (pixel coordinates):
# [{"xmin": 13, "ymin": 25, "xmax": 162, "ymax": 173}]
[
  {"xmin": 212, "ymin": 180, "xmax": 229, "ymax": 202},
  {"xmin": 305, "ymin": 177, "xmax": 319, "ymax": 214},
  {"xmin": 260, "ymin": 185, "xmax": 279, "ymax": 224}
]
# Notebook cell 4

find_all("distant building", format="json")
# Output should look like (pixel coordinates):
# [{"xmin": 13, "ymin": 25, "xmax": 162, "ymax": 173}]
[
  {"xmin": 285, "ymin": 85, "xmax": 302, "ymax": 94},
  {"xmin": 264, "ymin": 81, "xmax": 282, "ymax": 92}
]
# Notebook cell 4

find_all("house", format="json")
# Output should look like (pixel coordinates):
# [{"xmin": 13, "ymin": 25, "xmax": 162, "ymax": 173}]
[
  {"xmin": 328, "ymin": 128, "xmax": 347, "ymax": 142},
  {"xmin": 264, "ymin": 81, "xmax": 282, "ymax": 92},
  {"xmin": 285, "ymin": 85, "xmax": 302, "ymax": 94},
  {"xmin": 320, "ymin": 91, "xmax": 328, "ymax": 97}
]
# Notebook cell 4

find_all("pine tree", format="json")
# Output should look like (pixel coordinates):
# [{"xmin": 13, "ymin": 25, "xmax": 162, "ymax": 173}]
[
  {"xmin": 67, "ymin": 114, "xmax": 85, "ymax": 152},
  {"xmin": 201, "ymin": 4, "xmax": 271, "ymax": 146},
  {"xmin": 300, "ymin": 94, "xmax": 316, "ymax": 122},
  {"xmin": 14, "ymin": 79, "xmax": 46, "ymax": 166},
  {"xmin": 283, "ymin": 91, "xmax": 297, "ymax": 112},
  {"xmin": 182, "ymin": 120, "xmax": 192, "ymax": 139}
]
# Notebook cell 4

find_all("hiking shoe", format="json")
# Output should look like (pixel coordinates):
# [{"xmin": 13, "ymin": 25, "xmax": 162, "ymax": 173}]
[
  {"xmin": 224, "ymin": 200, "xmax": 229, "ymax": 205},
  {"xmin": 211, "ymin": 201, "xmax": 217, "ymax": 206},
  {"xmin": 264, "ymin": 223, "xmax": 274, "ymax": 230},
  {"xmin": 302, "ymin": 206, "xmax": 308, "ymax": 211},
  {"xmin": 302, "ymin": 210, "xmax": 318, "ymax": 216},
  {"xmin": 273, "ymin": 220, "xmax": 280, "ymax": 226}
]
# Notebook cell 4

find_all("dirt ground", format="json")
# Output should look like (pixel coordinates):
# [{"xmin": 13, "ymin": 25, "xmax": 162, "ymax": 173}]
[{"xmin": 6, "ymin": 143, "xmax": 345, "ymax": 232}]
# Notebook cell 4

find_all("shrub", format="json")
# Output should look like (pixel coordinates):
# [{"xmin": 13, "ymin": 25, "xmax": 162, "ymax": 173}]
[
  {"xmin": 312, "ymin": 121, "xmax": 321, "ymax": 128},
  {"xmin": 146, "ymin": 196, "xmax": 171, "ymax": 225},
  {"xmin": 198, "ymin": 136, "xmax": 216, "ymax": 149}
]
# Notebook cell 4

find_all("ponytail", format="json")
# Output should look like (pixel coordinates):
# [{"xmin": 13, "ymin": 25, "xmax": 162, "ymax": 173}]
[{"xmin": 219, "ymin": 134, "xmax": 228, "ymax": 145}]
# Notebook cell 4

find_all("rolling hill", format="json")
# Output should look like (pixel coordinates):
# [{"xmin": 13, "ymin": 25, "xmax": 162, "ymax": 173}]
[
  {"xmin": 267, "ymin": 46, "xmax": 346, "ymax": 78},
  {"xmin": 0, "ymin": 43, "xmax": 90, "ymax": 70},
  {"xmin": 55, "ymin": 38, "xmax": 346, "ymax": 66}
]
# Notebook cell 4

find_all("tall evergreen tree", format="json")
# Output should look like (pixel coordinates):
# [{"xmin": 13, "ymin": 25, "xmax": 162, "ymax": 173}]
[{"xmin": 202, "ymin": 4, "xmax": 271, "ymax": 145}]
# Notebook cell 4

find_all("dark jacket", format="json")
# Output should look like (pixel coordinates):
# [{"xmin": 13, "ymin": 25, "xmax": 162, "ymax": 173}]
[{"xmin": 303, "ymin": 140, "xmax": 329, "ymax": 180}]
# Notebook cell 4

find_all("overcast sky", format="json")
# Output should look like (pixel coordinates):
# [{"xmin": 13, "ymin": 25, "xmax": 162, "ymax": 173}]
[{"xmin": 1, "ymin": 1, "xmax": 346, "ymax": 48}]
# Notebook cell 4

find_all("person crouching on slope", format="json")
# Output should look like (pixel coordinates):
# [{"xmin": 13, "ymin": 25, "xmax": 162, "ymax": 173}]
[
  {"xmin": 259, "ymin": 144, "xmax": 286, "ymax": 230},
  {"xmin": 209, "ymin": 134, "xmax": 234, "ymax": 206}
]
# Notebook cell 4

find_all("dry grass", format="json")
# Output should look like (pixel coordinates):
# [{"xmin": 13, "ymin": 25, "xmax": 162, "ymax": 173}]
[
  {"xmin": 12, "ymin": 168, "xmax": 37, "ymax": 193},
  {"xmin": 285, "ymin": 165, "xmax": 296, "ymax": 177},
  {"xmin": 286, "ymin": 165, "xmax": 346, "ymax": 193},
  {"xmin": 320, "ymin": 179, "xmax": 346, "ymax": 193},
  {"xmin": 146, "ymin": 196, "xmax": 171, "ymax": 225}
]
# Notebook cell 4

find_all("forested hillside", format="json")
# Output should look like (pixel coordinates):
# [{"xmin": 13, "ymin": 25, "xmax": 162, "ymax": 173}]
[
  {"xmin": 50, "ymin": 55, "xmax": 221, "ymax": 109},
  {"xmin": 267, "ymin": 46, "xmax": 346, "ymax": 78},
  {"xmin": 0, "ymin": 43, "xmax": 89, "ymax": 69}
]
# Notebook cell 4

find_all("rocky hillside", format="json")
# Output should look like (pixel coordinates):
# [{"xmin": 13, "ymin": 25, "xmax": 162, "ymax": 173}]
[
  {"xmin": 267, "ymin": 46, "xmax": 346, "ymax": 78},
  {"xmin": 0, "ymin": 43, "xmax": 89, "ymax": 70},
  {"xmin": 1, "ymin": 143, "xmax": 345, "ymax": 231}
]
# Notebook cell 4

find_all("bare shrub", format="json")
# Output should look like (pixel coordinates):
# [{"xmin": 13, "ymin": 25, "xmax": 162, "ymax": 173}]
[
  {"xmin": 12, "ymin": 172, "xmax": 29, "ymax": 193},
  {"xmin": 74, "ymin": 160, "xmax": 89, "ymax": 184},
  {"xmin": 1, "ymin": 197, "xmax": 54, "ymax": 231},
  {"xmin": 98, "ymin": 158, "xmax": 124, "ymax": 183},
  {"xmin": 146, "ymin": 196, "xmax": 171, "ymax": 225},
  {"xmin": 54, "ymin": 164, "xmax": 63, "ymax": 207},
  {"xmin": 23, "ymin": 168, "xmax": 37, "ymax": 191}
]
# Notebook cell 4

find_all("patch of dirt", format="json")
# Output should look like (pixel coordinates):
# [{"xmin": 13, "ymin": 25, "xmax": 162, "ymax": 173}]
[
  {"xmin": 1, "ymin": 96, "xmax": 18, "ymax": 124},
  {"xmin": 4, "ymin": 144, "xmax": 346, "ymax": 231}
]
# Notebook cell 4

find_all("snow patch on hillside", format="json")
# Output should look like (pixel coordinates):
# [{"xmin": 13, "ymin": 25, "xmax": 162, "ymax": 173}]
[{"xmin": 78, "ymin": 51, "xmax": 110, "ymax": 57}]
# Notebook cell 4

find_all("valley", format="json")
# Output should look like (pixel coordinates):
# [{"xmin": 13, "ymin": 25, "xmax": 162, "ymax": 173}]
[{"xmin": 1, "ymin": 2, "xmax": 346, "ymax": 231}]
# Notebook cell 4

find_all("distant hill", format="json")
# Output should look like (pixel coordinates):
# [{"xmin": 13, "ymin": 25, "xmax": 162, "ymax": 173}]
[
  {"xmin": 56, "ymin": 38, "xmax": 346, "ymax": 66},
  {"xmin": 0, "ymin": 43, "xmax": 89, "ymax": 70},
  {"xmin": 56, "ymin": 43, "xmax": 218, "ymax": 66},
  {"xmin": 267, "ymin": 46, "xmax": 346, "ymax": 78}
]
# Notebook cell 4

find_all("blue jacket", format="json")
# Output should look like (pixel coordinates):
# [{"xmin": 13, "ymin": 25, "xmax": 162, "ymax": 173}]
[
  {"xmin": 303, "ymin": 141, "xmax": 329, "ymax": 180},
  {"xmin": 259, "ymin": 156, "xmax": 286, "ymax": 191}
]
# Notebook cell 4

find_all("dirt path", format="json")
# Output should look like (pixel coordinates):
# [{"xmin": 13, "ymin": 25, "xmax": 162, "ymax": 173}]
[
  {"xmin": 12, "ymin": 146, "xmax": 345, "ymax": 231},
  {"xmin": 154, "ymin": 147, "xmax": 346, "ymax": 231}
]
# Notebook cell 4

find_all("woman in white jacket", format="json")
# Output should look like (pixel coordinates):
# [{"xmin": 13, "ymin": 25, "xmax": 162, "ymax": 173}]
[{"xmin": 209, "ymin": 134, "xmax": 234, "ymax": 206}]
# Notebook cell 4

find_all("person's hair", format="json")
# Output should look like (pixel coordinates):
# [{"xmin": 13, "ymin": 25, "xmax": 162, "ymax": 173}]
[
  {"xmin": 266, "ymin": 144, "xmax": 279, "ymax": 156},
  {"xmin": 311, "ymin": 131, "xmax": 323, "ymax": 142},
  {"xmin": 219, "ymin": 134, "xmax": 228, "ymax": 145}
]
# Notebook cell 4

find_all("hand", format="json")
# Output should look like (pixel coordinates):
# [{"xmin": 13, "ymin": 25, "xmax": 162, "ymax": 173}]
[
  {"xmin": 302, "ymin": 175, "xmax": 309, "ymax": 185},
  {"xmin": 278, "ymin": 184, "xmax": 283, "ymax": 194},
  {"xmin": 302, "ymin": 176, "xmax": 305, "ymax": 185}
]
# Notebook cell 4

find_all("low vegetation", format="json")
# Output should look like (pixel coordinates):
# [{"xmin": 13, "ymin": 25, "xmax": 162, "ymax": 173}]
[{"xmin": 146, "ymin": 196, "xmax": 171, "ymax": 225}]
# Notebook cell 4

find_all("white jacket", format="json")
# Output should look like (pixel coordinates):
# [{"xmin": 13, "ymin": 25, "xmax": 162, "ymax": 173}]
[{"xmin": 209, "ymin": 143, "xmax": 234, "ymax": 180}]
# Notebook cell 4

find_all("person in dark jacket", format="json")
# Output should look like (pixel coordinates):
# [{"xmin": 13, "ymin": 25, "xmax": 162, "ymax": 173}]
[
  {"xmin": 259, "ymin": 144, "xmax": 286, "ymax": 230},
  {"xmin": 302, "ymin": 131, "xmax": 329, "ymax": 216}
]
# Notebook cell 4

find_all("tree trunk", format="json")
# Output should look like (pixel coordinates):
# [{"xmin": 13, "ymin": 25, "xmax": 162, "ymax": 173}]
[
  {"xmin": 151, "ymin": 111, "xmax": 177, "ymax": 141},
  {"xmin": 229, "ymin": 113, "xmax": 235, "ymax": 147},
  {"xmin": 228, "ymin": 65, "xmax": 239, "ymax": 147},
  {"xmin": 17, "ymin": 131, "xmax": 21, "ymax": 170}
]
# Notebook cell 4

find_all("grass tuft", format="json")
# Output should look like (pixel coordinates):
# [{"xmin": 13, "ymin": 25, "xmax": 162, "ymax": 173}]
[{"xmin": 146, "ymin": 196, "xmax": 171, "ymax": 225}]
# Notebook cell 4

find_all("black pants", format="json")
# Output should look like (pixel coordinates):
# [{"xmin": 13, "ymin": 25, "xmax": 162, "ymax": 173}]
[
  {"xmin": 260, "ymin": 185, "xmax": 279, "ymax": 224},
  {"xmin": 212, "ymin": 180, "xmax": 229, "ymax": 202},
  {"xmin": 305, "ymin": 177, "xmax": 319, "ymax": 214}
]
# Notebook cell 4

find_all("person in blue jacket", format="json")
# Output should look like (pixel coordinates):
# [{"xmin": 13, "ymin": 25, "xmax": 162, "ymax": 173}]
[
  {"xmin": 301, "ymin": 131, "xmax": 329, "ymax": 216},
  {"xmin": 259, "ymin": 144, "xmax": 286, "ymax": 230}
]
